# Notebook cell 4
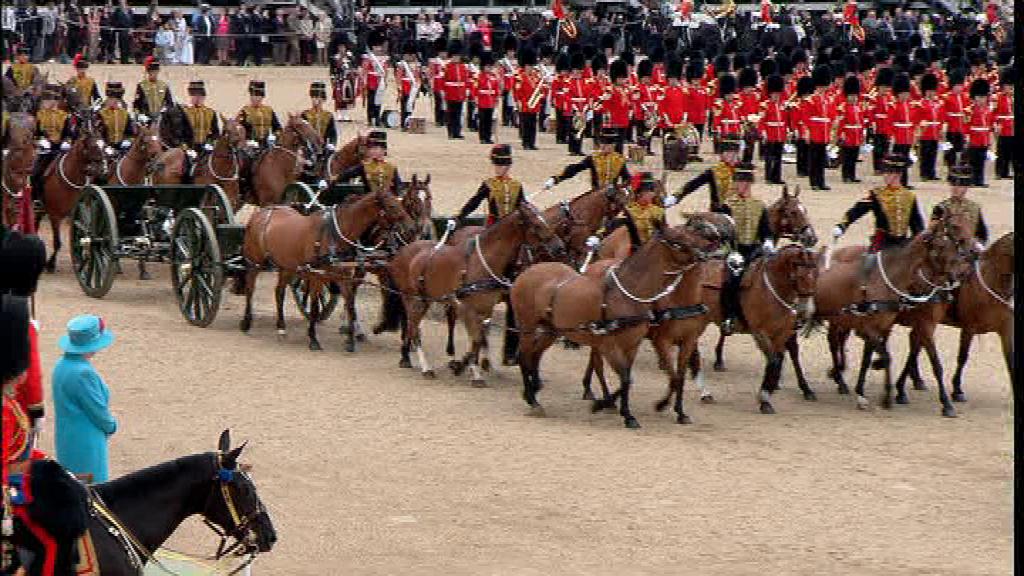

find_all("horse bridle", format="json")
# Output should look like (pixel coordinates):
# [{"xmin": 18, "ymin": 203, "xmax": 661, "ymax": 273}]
[
  {"xmin": 762, "ymin": 246, "xmax": 816, "ymax": 316},
  {"xmin": 201, "ymin": 453, "xmax": 264, "ymax": 572}
]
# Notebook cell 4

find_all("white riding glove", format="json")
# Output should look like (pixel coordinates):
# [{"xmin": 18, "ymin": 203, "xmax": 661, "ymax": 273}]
[
  {"xmin": 105, "ymin": 146, "xmax": 116, "ymax": 156},
  {"xmin": 38, "ymin": 139, "xmax": 51, "ymax": 150},
  {"xmin": 203, "ymin": 143, "xmax": 214, "ymax": 151},
  {"xmin": 60, "ymin": 141, "xmax": 71, "ymax": 151},
  {"xmin": 246, "ymin": 140, "xmax": 259, "ymax": 148},
  {"xmin": 585, "ymin": 235, "xmax": 601, "ymax": 250},
  {"xmin": 973, "ymin": 240, "xmax": 985, "ymax": 253},
  {"xmin": 317, "ymin": 179, "xmax": 328, "ymax": 189},
  {"xmin": 186, "ymin": 149, "xmax": 197, "ymax": 159},
  {"xmin": 832, "ymin": 225, "xmax": 844, "ymax": 240},
  {"xmin": 585, "ymin": 109, "xmax": 593, "ymax": 121},
  {"xmin": 543, "ymin": 177, "xmax": 556, "ymax": 190},
  {"xmin": 939, "ymin": 141, "xmax": 953, "ymax": 152},
  {"xmin": 120, "ymin": 139, "xmax": 131, "ymax": 149},
  {"xmin": 446, "ymin": 219, "xmax": 458, "ymax": 231},
  {"xmin": 325, "ymin": 143, "xmax": 336, "ymax": 152},
  {"xmin": 726, "ymin": 251, "xmax": 744, "ymax": 272},
  {"xmin": 762, "ymin": 239, "xmax": 775, "ymax": 253},
  {"xmin": 986, "ymin": 149, "xmax": 996, "ymax": 161},
  {"xmin": 138, "ymin": 114, "xmax": 150, "ymax": 124},
  {"xmin": 96, "ymin": 139, "xmax": 106, "ymax": 149},
  {"xmin": 662, "ymin": 195, "xmax": 678, "ymax": 208}
]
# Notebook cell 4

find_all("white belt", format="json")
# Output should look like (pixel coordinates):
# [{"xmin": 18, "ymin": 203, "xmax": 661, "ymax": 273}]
[
  {"xmin": 893, "ymin": 123, "xmax": 911, "ymax": 127},
  {"xmin": 947, "ymin": 113, "xmax": 963, "ymax": 117},
  {"xmin": 765, "ymin": 122, "xmax": 784, "ymax": 127},
  {"xmin": 875, "ymin": 114, "xmax": 888, "ymax": 118},
  {"xmin": 843, "ymin": 125, "xmax": 862, "ymax": 129},
  {"xmin": 969, "ymin": 127, "xmax": 989, "ymax": 131},
  {"xmin": 810, "ymin": 117, "xmax": 828, "ymax": 122},
  {"xmin": 921, "ymin": 121, "xmax": 939, "ymax": 125},
  {"xmin": 571, "ymin": 98, "xmax": 587, "ymax": 102},
  {"xmin": 721, "ymin": 119, "xmax": 740, "ymax": 124},
  {"xmin": 478, "ymin": 90, "xmax": 494, "ymax": 95},
  {"xmin": 996, "ymin": 115, "xmax": 1013, "ymax": 119},
  {"xmin": 446, "ymin": 82, "xmax": 464, "ymax": 86}
]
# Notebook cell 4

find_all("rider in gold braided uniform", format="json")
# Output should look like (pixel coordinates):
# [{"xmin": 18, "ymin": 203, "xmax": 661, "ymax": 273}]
[
  {"xmin": 456, "ymin": 144, "xmax": 524, "ymax": 225},
  {"xmin": 301, "ymin": 82, "xmax": 337, "ymax": 148},
  {"xmin": 605, "ymin": 171, "xmax": 666, "ymax": 250},
  {"xmin": 718, "ymin": 162, "xmax": 774, "ymax": 334},
  {"xmin": 30, "ymin": 85, "xmax": 74, "ymax": 196},
  {"xmin": 542, "ymin": 126, "xmax": 631, "ymax": 192},
  {"xmin": 182, "ymin": 80, "xmax": 220, "ymax": 154},
  {"xmin": 67, "ymin": 53, "xmax": 102, "ymax": 108},
  {"xmin": 336, "ymin": 130, "xmax": 402, "ymax": 196},
  {"xmin": 237, "ymin": 80, "xmax": 282, "ymax": 149},
  {"xmin": 672, "ymin": 136, "xmax": 742, "ymax": 210},
  {"xmin": 132, "ymin": 56, "xmax": 174, "ymax": 121},
  {"xmin": 934, "ymin": 163, "xmax": 989, "ymax": 250},
  {"xmin": 832, "ymin": 154, "xmax": 924, "ymax": 252},
  {"xmin": 97, "ymin": 81, "xmax": 137, "ymax": 153},
  {"xmin": 4, "ymin": 46, "xmax": 38, "ymax": 90}
]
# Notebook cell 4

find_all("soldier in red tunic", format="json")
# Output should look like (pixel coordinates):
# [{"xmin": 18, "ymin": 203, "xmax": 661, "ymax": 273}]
[
  {"xmin": 551, "ymin": 52, "xmax": 571, "ymax": 145},
  {"xmin": 836, "ymin": 75, "xmax": 866, "ymax": 183},
  {"xmin": 428, "ymin": 38, "xmax": 448, "ymax": 127},
  {"xmin": 660, "ymin": 58, "xmax": 688, "ymax": 128},
  {"xmin": 685, "ymin": 57, "xmax": 709, "ymax": 161},
  {"xmin": 804, "ymin": 65, "xmax": 833, "ymax": 190},
  {"xmin": 889, "ymin": 73, "xmax": 915, "ymax": 188},
  {"xmin": 563, "ymin": 53, "xmax": 589, "ymax": 156},
  {"xmin": 514, "ymin": 46, "xmax": 545, "ymax": 150},
  {"xmin": 633, "ymin": 59, "xmax": 660, "ymax": 155},
  {"xmin": 361, "ymin": 31, "xmax": 388, "ymax": 128},
  {"xmin": 603, "ymin": 59, "xmax": 633, "ymax": 154},
  {"xmin": 443, "ymin": 40, "xmax": 469, "ymax": 140},
  {"xmin": 993, "ymin": 67, "xmax": 1014, "ymax": 179},
  {"xmin": 737, "ymin": 67, "xmax": 760, "ymax": 163},
  {"xmin": 792, "ymin": 75, "xmax": 815, "ymax": 177},
  {"xmin": 913, "ymin": 72, "xmax": 943, "ymax": 181},
  {"xmin": 396, "ymin": 41, "xmax": 421, "ymax": 131},
  {"xmin": 759, "ymin": 74, "xmax": 788, "ymax": 184},
  {"xmin": 499, "ymin": 35, "xmax": 518, "ymax": 128},
  {"xmin": 474, "ymin": 52, "xmax": 501, "ymax": 145},
  {"xmin": 869, "ymin": 66, "xmax": 894, "ymax": 174},
  {"xmin": 712, "ymin": 73, "xmax": 741, "ymax": 153},
  {"xmin": 965, "ymin": 78, "xmax": 993, "ymax": 187}
]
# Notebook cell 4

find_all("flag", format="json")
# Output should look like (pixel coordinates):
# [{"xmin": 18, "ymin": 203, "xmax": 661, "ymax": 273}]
[{"xmin": 552, "ymin": 0, "xmax": 565, "ymax": 20}]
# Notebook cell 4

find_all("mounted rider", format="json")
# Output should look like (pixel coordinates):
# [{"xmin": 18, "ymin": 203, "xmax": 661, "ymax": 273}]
[
  {"xmin": 832, "ymin": 153, "xmax": 924, "ymax": 252},
  {"xmin": 936, "ymin": 163, "xmax": 989, "ymax": 251},
  {"xmin": 672, "ymin": 135, "xmax": 742, "ymax": 208},
  {"xmin": 97, "ymin": 81, "xmax": 136, "ymax": 155},
  {"xmin": 456, "ymin": 144, "xmax": 524, "ymax": 225},
  {"xmin": 606, "ymin": 171, "xmax": 666, "ymax": 250},
  {"xmin": 4, "ymin": 46, "xmax": 38, "ymax": 91},
  {"xmin": 67, "ymin": 53, "xmax": 102, "ymax": 109},
  {"xmin": 236, "ymin": 80, "xmax": 282, "ymax": 150},
  {"xmin": 301, "ymin": 81, "xmax": 337, "ymax": 169},
  {"xmin": 543, "ymin": 125, "xmax": 631, "ymax": 192},
  {"xmin": 132, "ymin": 56, "xmax": 174, "ymax": 123},
  {"xmin": 182, "ymin": 80, "xmax": 221, "ymax": 155},
  {"xmin": 335, "ymin": 130, "xmax": 402, "ymax": 196},
  {"xmin": 30, "ymin": 85, "xmax": 74, "ymax": 198}
]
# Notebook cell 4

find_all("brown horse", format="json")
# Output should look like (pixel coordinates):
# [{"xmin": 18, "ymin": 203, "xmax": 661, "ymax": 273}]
[
  {"xmin": 888, "ymin": 231, "xmax": 1015, "ymax": 414},
  {"xmin": 387, "ymin": 202, "xmax": 566, "ymax": 385},
  {"xmin": 2, "ymin": 114, "xmax": 36, "ymax": 227},
  {"xmin": 510, "ymin": 221, "xmax": 719, "ymax": 428},
  {"xmin": 37, "ymin": 111, "xmax": 108, "ymax": 272},
  {"xmin": 805, "ymin": 210, "xmax": 974, "ymax": 412},
  {"xmin": 108, "ymin": 123, "xmax": 164, "ymax": 185},
  {"xmin": 323, "ymin": 135, "xmax": 366, "ymax": 184},
  {"xmin": 250, "ymin": 114, "xmax": 324, "ymax": 206},
  {"xmin": 238, "ymin": 186, "xmax": 415, "ymax": 351},
  {"xmin": 192, "ymin": 116, "xmax": 247, "ymax": 209}
]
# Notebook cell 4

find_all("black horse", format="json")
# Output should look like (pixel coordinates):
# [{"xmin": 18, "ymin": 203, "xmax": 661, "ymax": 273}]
[{"xmin": 87, "ymin": 430, "xmax": 277, "ymax": 575}]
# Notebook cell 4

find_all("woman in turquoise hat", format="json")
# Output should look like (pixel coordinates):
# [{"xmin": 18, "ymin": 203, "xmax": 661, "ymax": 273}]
[{"xmin": 51, "ymin": 315, "xmax": 118, "ymax": 483}]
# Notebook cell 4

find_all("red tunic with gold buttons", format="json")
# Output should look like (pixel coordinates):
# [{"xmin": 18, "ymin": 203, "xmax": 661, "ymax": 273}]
[
  {"xmin": 738, "ymin": 89, "xmax": 760, "ymax": 118},
  {"xmin": 966, "ymin": 101, "xmax": 993, "ymax": 147},
  {"xmin": 475, "ymin": 70, "xmax": 500, "ymax": 109},
  {"xmin": 443, "ymin": 61, "xmax": 469, "ymax": 102},
  {"xmin": 758, "ymin": 99, "xmax": 787, "ymax": 142},
  {"xmin": 514, "ymin": 67, "xmax": 545, "ymax": 114},
  {"xmin": 871, "ymin": 92, "xmax": 894, "ymax": 136},
  {"xmin": 804, "ymin": 94, "xmax": 832, "ymax": 144},
  {"xmin": 890, "ymin": 99, "xmax": 915, "ymax": 145},
  {"xmin": 836, "ymin": 101, "xmax": 866, "ymax": 146},
  {"xmin": 604, "ymin": 84, "xmax": 633, "ymax": 128},
  {"xmin": 362, "ymin": 55, "xmax": 385, "ymax": 90},
  {"xmin": 660, "ymin": 84, "xmax": 688, "ymax": 126},
  {"xmin": 714, "ymin": 97, "xmax": 742, "ymax": 137},
  {"xmin": 913, "ymin": 98, "xmax": 942, "ymax": 141},
  {"xmin": 563, "ymin": 76, "xmax": 589, "ymax": 116},
  {"xmin": 687, "ymin": 83, "xmax": 710, "ymax": 125},
  {"xmin": 429, "ymin": 58, "xmax": 445, "ymax": 93},
  {"xmin": 942, "ymin": 91, "xmax": 967, "ymax": 134},
  {"xmin": 993, "ymin": 91, "xmax": 1013, "ymax": 136}
]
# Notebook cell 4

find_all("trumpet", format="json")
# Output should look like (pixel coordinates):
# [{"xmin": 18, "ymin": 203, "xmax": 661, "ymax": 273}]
[{"xmin": 527, "ymin": 68, "xmax": 552, "ymax": 111}]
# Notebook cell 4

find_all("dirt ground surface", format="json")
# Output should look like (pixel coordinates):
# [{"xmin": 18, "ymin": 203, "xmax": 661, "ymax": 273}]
[{"xmin": 22, "ymin": 63, "xmax": 1014, "ymax": 575}]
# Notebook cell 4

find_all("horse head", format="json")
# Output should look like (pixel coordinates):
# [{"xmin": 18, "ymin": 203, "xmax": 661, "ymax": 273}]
[
  {"xmin": 770, "ymin": 185, "xmax": 817, "ymax": 247},
  {"xmin": 373, "ymin": 188, "xmax": 418, "ymax": 244},
  {"xmin": 774, "ymin": 244, "xmax": 820, "ymax": 302},
  {"xmin": 286, "ymin": 113, "xmax": 324, "ymax": 161},
  {"xmin": 517, "ymin": 201, "xmax": 567, "ymax": 262},
  {"xmin": 402, "ymin": 173, "xmax": 433, "ymax": 232},
  {"xmin": 920, "ymin": 206, "xmax": 976, "ymax": 288},
  {"xmin": 74, "ymin": 111, "xmax": 108, "ymax": 180},
  {"xmin": 658, "ymin": 220, "xmax": 720, "ymax": 266},
  {"xmin": 206, "ymin": 430, "xmax": 277, "ymax": 555},
  {"xmin": 219, "ymin": 114, "xmax": 246, "ymax": 152}
]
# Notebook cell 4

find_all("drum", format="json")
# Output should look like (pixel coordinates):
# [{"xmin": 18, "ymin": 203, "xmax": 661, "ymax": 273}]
[
  {"xmin": 333, "ymin": 71, "xmax": 358, "ymax": 111},
  {"xmin": 381, "ymin": 110, "xmax": 400, "ymax": 129},
  {"xmin": 407, "ymin": 117, "xmax": 426, "ymax": 134},
  {"xmin": 663, "ymin": 136, "xmax": 689, "ymax": 171},
  {"xmin": 627, "ymin": 145, "xmax": 646, "ymax": 164}
]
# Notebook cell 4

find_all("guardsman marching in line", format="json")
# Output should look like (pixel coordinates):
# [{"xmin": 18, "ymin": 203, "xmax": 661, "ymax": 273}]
[
  {"xmin": 465, "ymin": 43, "xmax": 483, "ymax": 134},
  {"xmin": 804, "ymin": 65, "xmax": 833, "ymax": 191},
  {"xmin": 456, "ymin": 144, "xmax": 524, "ymax": 225},
  {"xmin": 551, "ymin": 52, "xmax": 571, "ymax": 145},
  {"xmin": 396, "ymin": 41, "xmax": 421, "ymax": 131},
  {"xmin": 586, "ymin": 53, "xmax": 609, "ymax": 146},
  {"xmin": 302, "ymin": 82, "xmax": 337, "ymax": 148},
  {"xmin": 361, "ymin": 32, "xmax": 389, "ymax": 128},
  {"xmin": 633, "ymin": 59, "xmax": 660, "ymax": 155},
  {"xmin": 685, "ymin": 57, "xmax": 709, "ymax": 161},
  {"xmin": 4, "ymin": 46, "xmax": 38, "ymax": 90},
  {"xmin": 992, "ymin": 67, "xmax": 1014, "ymax": 180},
  {"xmin": 964, "ymin": 77, "xmax": 992, "ymax": 188},
  {"xmin": 513, "ymin": 46, "xmax": 544, "ymax": 151},
  {"xmin": 182, "ymin": 80, "xmax": 220, "ymax": 154},
  {"xmin": 832, "ymin": 153, "xmax": 924, "ymax": 252},
  {"xmin": 133, "ymin": 56, "xmax": 174, "ymax": 121},
  {"xmin": 602, "ymin": 59, "xmax": 632, "ymax": 154},
  {"xmin": 237, "ymin": 80, "xmax": 282, "ymax": 149},
  {"xmin": 736, "ymin": 67, "xmax": 760, "ymax": 164},
  {"xmin": 67, "ymin": 53, "xmax": 102, "ymax": 108},
  {"xmin": 941, "ymin": 68, "xmax": 967, "ymax": 169},
  {"xmin": 544, "ymin": 126, "xmax": 631, "ymax": 191},
  {"xmin": 336, "ymin": 130, "xmax": 402, "ymax": 196},
  {"xmin": 659, "ymin": 57, "xmax": 687, "ymax": 129},
  {"xmin": 474, "ymin": 52, "xmax": 500, "ymax": 145},
  {"xmin": 97, "ymin": 81, "xmax": 136, "ymax": 153},
  {"xmin": 562, "ymin": 52, "xmax": 589, "ymax": 156},
  {"xmin": 429, "ymin": 38, "xmax": 448, "ymax": 127},
  {"xmin": 868, "ymin": 66, "xmax": 894, "ymax": 174},
  {"xmin": 30, "ymin": 85, "xmax": 74, "ymax": 196},
  {"xmin": 537, "ymin": 45, "xmax": 556, "ymax": 134},
  {"xmin": 913, "ymin": 72, "xmax": 942, "ymax": 181},
  {"xmin": 889, "ymin": 72, "xmax": 914, "ymax": 188},
  {"xmin": 791, "ymin": 75, "xmax": 814, "ymax": 177},
  {"xmin": 759, "ymin": 73, "xmax": 787, "ymax": 184},
  {"xmin": 443, "ymin": 39, "xmax": 469, "ymax": 140},
  {"xmin": 609, "ymin": 171, "xmax": 666, "ymax": 249},
  {"xmin": 836, "ymin": 75, "xmax": 866, "ymax": 183},
  {"xmin": 499, "ymin": 35, "xmax": 519, "ymax": 128},
  {"xmin": 712, "ymin": 73, "xmax": 742, "ymax": 154},
  {"xmin": 936, "ymin": 163, "xmax": 989, "ymax": 250},
  {"xmin": 673, "ymin": 136, "xmax": 741, "ymax": 209}
]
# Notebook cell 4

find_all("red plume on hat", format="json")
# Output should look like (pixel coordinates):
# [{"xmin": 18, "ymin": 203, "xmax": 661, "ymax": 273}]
[
  {"xmin": 144, "ymin": 55, "xmax": 156, "ymax": 69},
  {"xmin": 630, "ymin": 171, "xmax": 645, "ymax": 192},
  {"xmin": 73, "ymin": 52, "xmax": 84, "ymax": 67}
]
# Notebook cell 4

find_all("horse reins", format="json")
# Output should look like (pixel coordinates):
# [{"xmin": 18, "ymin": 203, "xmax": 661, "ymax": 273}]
[{"xmin": 975, "ymin": 258, "xmax": 1014, "ymax": 309}]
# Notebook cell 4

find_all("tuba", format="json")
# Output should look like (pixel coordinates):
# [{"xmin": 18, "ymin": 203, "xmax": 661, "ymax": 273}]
[{"xmin": 559, "ymin": 16, "xmax": 579, "ymax": 41}]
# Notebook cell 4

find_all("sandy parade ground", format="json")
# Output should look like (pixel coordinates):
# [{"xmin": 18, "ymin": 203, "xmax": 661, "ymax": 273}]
[{"xmin": 11, "ymin": 63, "xmax": 1016, "ymax": 575}]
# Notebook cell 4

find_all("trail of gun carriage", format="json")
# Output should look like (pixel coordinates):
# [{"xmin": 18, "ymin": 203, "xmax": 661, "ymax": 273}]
[{"xmin": 1, "ymin": 3, "xmax": 1014, "ymax": 573}]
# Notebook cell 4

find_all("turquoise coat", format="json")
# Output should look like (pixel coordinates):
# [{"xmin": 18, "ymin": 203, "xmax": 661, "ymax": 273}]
[{"xmin": 52, "ymin": 354, "xmax": 118, "ymax": 483}]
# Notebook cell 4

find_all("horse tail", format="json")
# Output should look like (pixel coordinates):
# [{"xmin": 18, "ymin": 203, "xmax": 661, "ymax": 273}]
[{"xmin": 376, "ymin": 273, "xmax": 405, "ymax": 333}]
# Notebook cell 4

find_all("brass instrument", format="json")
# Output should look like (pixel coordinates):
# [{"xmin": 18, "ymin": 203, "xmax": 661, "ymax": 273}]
[
  {"xmin": 708, "ymin": 0, "xmax": 736, "ymax": 18},
  {"xmin": 783, "ymin": 92, "xmax": 802, "ymax": 109},
  {"xmin": 527, "ymin": 68, "xmax": 551, "ymax": 110},
  {"xmin": 559, "ymin": 16, "xmax": 579, "ymax": 41},
  {"xmin": 674, "ymin": 120, "xmax": 701, "ymax": 147},
  {"xmin": 851, "ymin": 23, "xmax": 865, "ymax": 44},
  {"xmin": 574, "ymin": 104, "xmax": 592, "ymax": 140}
]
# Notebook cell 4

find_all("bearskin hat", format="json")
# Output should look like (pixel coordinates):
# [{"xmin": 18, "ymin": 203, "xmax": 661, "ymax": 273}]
[
  {"xmin": 503, "ymin": 34, "xmax": 518, "ymax": 53},
  {"xmin": 945, "ymin": 56, "xmax": 964, "ymax": 75},
  {"xmin": 555, "ymin": 52, "xmax": 571, "ymax": 72},
  {"xmin": 874, "ymin": 66, "xmax": 894, "ymax": 87},
  {"xmin": 893, "ymin": 72, "xmax": 911, "ymax": 94},
  {"xmin": 948, "ymin": 44, "xmax": 966, "ymax": 62},
  {"xmin": 893, "ymin": 52, "xmax": 911, "ymax": 73},
  {"xmin": 766, "ymin": 74, "xmax": 785, "ymax": 94},
  {"xmin": 858, "ymin": 52, "xmax": 874, "ymax": 74},
  {"xmin": 732, "ymin": 53, "xmax": 748, "ymax": 71},
  {"xmin": 518, "ymin": 45, "xmax": 537, "ymax": 67},
  {"xmin": 796, "ymin": 75, "xmax": 815, "ymax": 97},
  {"xmin": 368, "ymin": 30, "xmax": 386, "ymax": 48},
  {"xmin": 609, "ymin": 58, "xmax": 629, "ymax": 82},
  {"xmin": 830, "ymin": 45, "xmax": 846, "ymax": 63},
  {"xmin": 664, "ymin": 35, "xmax": 679, "ymax": 53},
  {"xmin": 914, "ymin": 47, "xmax": 933, "ymax": 64},
  {"xmin": 919, "ymin": 72, "xmax": 938, "ymax": 93},
  {"xmin": 791, "ymin": 48, "xmax": 808, "ymax": 66},
  {"xmin": 750, "ymin": 46, "xmax": 765, "ymax": 65},
  {"xmin": 539, "ymin": 44, "xmax": 554, "ymax": 61},
  {"xmin": 582, "ymin": 44, "xmax": 597, "ymax": 61},
  {"xmin": 591, "ymin": 53, "xmax": 607, "ymax": 72},
  {"xmin": 686, "ymin": 58, "xmax": 705, "ymax": 81},
  {"xmin": 619, "ymin": 50, "xmax": 635, "ymax": 67},
  {"xmin": 448, "ymin": 39, "xmax": 464, "ymax": 56},
  {"xmin": 909, "ymin": 61, "xmax": 926, "ymax": 78},
  {"xmin": 969, "ymin": 77, "xmax": 990, "ymax": 98},
  {"xmin": 738, "ymin": 67, "xmax": 758, "ymax": 89},
  {"xmin": 714, "ymin": 54, "xmax": 731, "ymax": 74},
  {"xmin": 570, "ymin": 52, "xmax": 586, "ymax": 71},
  {"xmin": 1000, "ymin": 66, "xmax": 1015, "ymax": 86},
  {"xmin": 649, "ymin": 46, "xmax": 665, "ymax": 64},
  {"xmin": 600, "ymin": 32, "xmax": 616, "ymax": 51},
  {"xmin": 666, "ymin": 57, "xmax": 683, "ymax": 80},
  {"xmin": 968, "ymin": 48, "xmax": 985, "ymax": 67},
  {"xmin": 718, "ymin": 73, "xmax": 737, "ymax": 97},
  {"xmin": 843, "ymin": 75, "xmax": 861, "ymax": 96},
  {"xmin": 0, "ymin": 296, "xmax": 30, "ymax": 382},
  {"xmin": 844, "ymin": 54, "xmax": 860, "ymax": 75},
  {"xmin": 812, "ymin": 65, "xmax": 832, "ymax": 88},
  {"xmin": 997, "ymin": 48, "xmax": 1013, "ymax": 66},
  {"xmin": 966, "ymin": 34, "xmax": 981, "ymax": 50},
  {"xmin": 759, "ymin": 58, "xmax": 777, "ymax": 79},
  {"xmin": 776, "ymin": 54, "xmax": 793, "ymax": 76},
  {"xmin": 947, "ymin": 68, "xmax": 966, "ymax": 87},
  {"xmin": 637, "ymin": 58, "xmax": 654, "ymax": 79},
  {"xmin": 0, "ymin": 231, "xmax": 46, "ymax": 297},
  {"xmin": 468, "ymin": 42, "xmax": 483, "ymax": 62},
  {"xmin": 480, "ymin": 50, "xmax": 494, "ymax": 68}
]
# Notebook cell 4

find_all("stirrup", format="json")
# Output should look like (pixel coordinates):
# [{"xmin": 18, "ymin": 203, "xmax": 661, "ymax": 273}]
[{"xmin": 721, "ymin": 318, "xmax": 735, "ymax": 336}]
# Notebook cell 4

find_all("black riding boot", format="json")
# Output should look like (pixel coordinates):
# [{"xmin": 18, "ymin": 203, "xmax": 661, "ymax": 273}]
[{"xmin": 502, "ymin": 304, "xmax": 518, "ymax": 365}]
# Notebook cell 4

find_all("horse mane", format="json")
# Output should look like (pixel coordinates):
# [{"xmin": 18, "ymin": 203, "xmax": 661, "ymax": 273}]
[{"xmin": 94, "ymin": 453, "xmax": 214, "ymax": 501}]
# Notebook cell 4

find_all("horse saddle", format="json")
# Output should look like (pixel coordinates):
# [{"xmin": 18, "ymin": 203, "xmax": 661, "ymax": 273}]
[{"xmin": 74, "ymin": 530, "xmax": 100, "ymax": 576}]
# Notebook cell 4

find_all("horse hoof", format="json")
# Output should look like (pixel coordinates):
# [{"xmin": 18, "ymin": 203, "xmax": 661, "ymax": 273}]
[
  {"xmin": 856, "ymin": 395, "xmax": 869, "ymax": 410},
  {"xmin": 713, "ymin": 361, "xmax": 725, "ymax": 372},
  {"xmin": 399, "ymin": 358, "xmax": 412, "ymax": 369},
  {"xmin": 759, "ymin": 402, "xmax": 775, "ymax": 415},
  {"xmin": 700, "ymin": 395, "xmax": 716, "ymax": 404},
  {"xmin": 676, "ymin": 414, "xmax": 692, "ymax": 425},
  {"xmin": 941, "ymin": 405, "xmax": 958, "ymax": 418},
  {"xmin": 911, "ymin": 381, "xmax": 928, "ymax": 391},
  {"xmin": 445, "ymin": 346, "xmax": 455, "ymax": 357},
  {"xmin": 952, "ymin": 391, "xmax": 967, "ymax": 403},
  {"xmin": 528, "ymin": 405, "xmax": 546, "ymax": 418},
  {"xmin": 471, "ymin": 379, "xmax": 487, "ymax": 388},
  {"xmin": 448, "ymin": 360, "xmax": 465, "ymax": 376},
  {"xmin": 882, "ymin": 397, "xmax": 893, "ymax": 410},
  {"xmin": 355, "ymin": 333, "xmax": 367, "ymax": 343},
  {"xmin": 422, "ymin": 370, "xmax": 437, "ymax": 380},
  {"xmin": 590, "ymin": 399, "xmax": 611, "ymax": 414},
  {"xmin": 894, "ymin": 393, "xmax": 909, "ymax": 405},
  {"xmin": 802, "ymin": 390, "xmax": 817, "ymax": 402},
  {"xmin": 582, "ymin": 390, "xmax": 595, "ymax": 401},
  {"xmin": 480, "ymin": 358, "xmax": 491, "ymax": 372},
  {"xmin": 837, "ymin": 384, "xmax": 850, "ymax": 395},
  {"xmin": 309, "ymin": 341, "xmax": 322, "ymax": 351},
  {"xmin": 623, "ymin": 417, "xmax": 641, "ymax": 429},
  {"xmin": 654, "ymin": 398, "xmax": 669, "ymax": 412}
]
